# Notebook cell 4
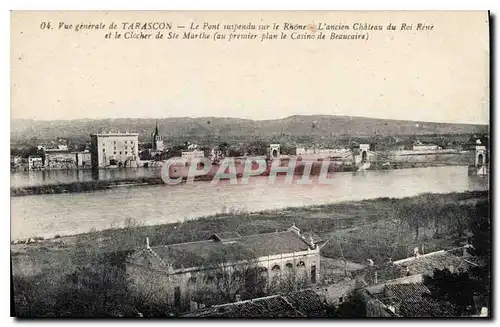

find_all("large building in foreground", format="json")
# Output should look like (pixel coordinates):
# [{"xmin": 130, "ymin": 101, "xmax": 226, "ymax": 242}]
[
  {"xmin": 126, "ymin": 225, "xmax": 321, "ymax": 312},
  {"xmin": 90, "ymin": 132, "xmax": 139, "ymax": 169}
]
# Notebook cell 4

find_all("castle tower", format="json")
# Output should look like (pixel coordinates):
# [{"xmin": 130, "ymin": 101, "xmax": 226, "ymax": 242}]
[
  {"xmin": 475, "ymin": 144, "xmax": 486, "ymax": 167},
  {"xmin": 269, "ymin": 144, "xmax": 280, "ymax": 160},
  {"xmin": 359, "ymin": 144, "xmax": 370, "ymax": 163}
]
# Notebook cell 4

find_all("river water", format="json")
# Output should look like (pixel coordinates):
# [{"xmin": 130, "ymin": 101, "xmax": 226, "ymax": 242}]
[
  {"xmin": 10, "ymin": 165, "xmax": 488, "ymax": 240},
  {"xmin": 10, "ymin": 167, "xmax": 162, "ymax": 188}
]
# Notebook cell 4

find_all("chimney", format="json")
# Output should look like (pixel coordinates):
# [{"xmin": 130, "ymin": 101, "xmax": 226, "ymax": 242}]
[
  {"xmin": 308, "ymin": 235, "xmax": 315, "ymax": 248},
  {"xmin": 374, "ymin": 272, "xmax": 378, "ymax": 284},
  {"xmin": 146, "ymin": 237, "xmax": 150, "ymax": 250},
  {"xmin": 388, "ymin": 305, "xmax": 396, "ymax": 314},
  {"xmin": 288, "ymin": 223, "xmax": 301, "ymax": 236}
]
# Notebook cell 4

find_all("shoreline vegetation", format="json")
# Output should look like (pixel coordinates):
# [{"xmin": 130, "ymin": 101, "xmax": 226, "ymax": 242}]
[
  {"xmin": 11, "ymin": 190, "xmax": 489, "ymax": 317},
  {"xmin": 11, "ymin": 161, "xmax": 468, "ymax": 197}
]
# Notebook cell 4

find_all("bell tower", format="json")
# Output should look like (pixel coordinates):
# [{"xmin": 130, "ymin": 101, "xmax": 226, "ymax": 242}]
[{"xmin": 151, "ymin": 120, "xmax": 164, "ymax": 152}]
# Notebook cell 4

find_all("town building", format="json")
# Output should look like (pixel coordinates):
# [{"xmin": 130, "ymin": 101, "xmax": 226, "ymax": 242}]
[
  {"xmin": 412, "ymin": 141, "xmax": 441, "ymax": 151},
  {"xmin": 358, "ymin": 245, "xmax": 484, "ymax": 317},
  {"xmin": 10, "ymin": 155, "xmax": 22, "ymax": 167},
  {"xmin": 181, "ymin": 150, "xmax": 205, "ymax": 161},
  {"xmin": 126, "ymin": 225, "xmax": 321, "ymax": 312},
  {"xmin": 210, "ymin": 148, "xmax": 224, "ymax": 162},
  {"xmin": 90, "ymin": 132, "xmax": 139, "ymax": 169},
  {"xmin": 362, "ymin": 245, "xmax": 478, "ymax": 286},
  {"xmin": 44, "ymin": 149, "xmax": 77, "ymax": 169},
  {"xmin": 28, "ymin": 156, "xmax": 43, "ymax": 170},
  {"xmin": 75, "ymin": 151, "xmax": 91, "ymax": 168},
  {"xmin": 363, "ymin": 276, "xmax": 455, "ymax": 317},
  {"xmin": 296, "ymin": 147, "xmax": 348, "ymax": 157}
]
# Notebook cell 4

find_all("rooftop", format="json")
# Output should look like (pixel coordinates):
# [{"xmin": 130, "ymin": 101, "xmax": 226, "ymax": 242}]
[
  {"xmin": 128, "ymin": 227, "xmax": 315, "ymax": 270},
  {"xmin": 92, "ymin": 132, "xmax": 139, "ymax": 136},
  {"xmin": 376, "ymin": 283, "xmax": 454, "ymax": 317},
  {"xmin": 393, "ymin": 249, "xmax": 474, "ymax": 276},
  {"xmin": 183, "ymin": 289, "xmax": 325, "ymax": 318}
]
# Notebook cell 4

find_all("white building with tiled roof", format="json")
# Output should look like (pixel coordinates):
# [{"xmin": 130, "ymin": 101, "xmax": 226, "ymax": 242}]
[{"xmin": 126, "ymin": 225, "xmax": 320, "ymax": 311}]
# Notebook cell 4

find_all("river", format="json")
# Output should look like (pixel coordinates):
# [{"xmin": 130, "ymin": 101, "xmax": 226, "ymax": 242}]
[
  {"xmin": 10, "ymin": 165, "xmax": 488, "ymax": 240},
  {"xmin": 10, "ymin": 167, "xmax": 162, "ymax": 188}
]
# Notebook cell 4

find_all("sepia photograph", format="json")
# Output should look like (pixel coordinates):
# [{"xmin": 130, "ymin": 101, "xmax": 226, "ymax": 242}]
[{"xmin": 10, "ymin": 10, "xmax": 491, "ymax": 319}]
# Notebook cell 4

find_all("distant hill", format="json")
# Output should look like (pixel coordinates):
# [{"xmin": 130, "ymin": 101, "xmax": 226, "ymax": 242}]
[{"xmin": 10, "ymin": 115, "xmax": 488, "ymax": 144}]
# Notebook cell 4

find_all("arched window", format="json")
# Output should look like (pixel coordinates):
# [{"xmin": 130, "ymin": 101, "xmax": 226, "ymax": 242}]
[
  {"xmin": 188, "ymin": 276, "xmax": 197, "ymax": 286},
  {"xmin": 205, "ymin": 275, "xmax": 214, "ymax": 285},
  {"xmin": 285, "ymin": 263, "xmax": 293, "ymax": 269},
  {"xmin": 478, "ymin": 153, "xmax": 484, "ymax": 166},
  {"xmin": 271, "ymin": 264, "xmax": 281, "ymax": 271},
  {"xmin": 361, "ymin": 151, "xmax": 367, "ymax": 163},
  {"xmin": 258, "ymin": 267, "xmax": 268, "ymax": 276},
  {"xmin": 297, "ymin": 261, "xmax": 306, "ymax": 268}
]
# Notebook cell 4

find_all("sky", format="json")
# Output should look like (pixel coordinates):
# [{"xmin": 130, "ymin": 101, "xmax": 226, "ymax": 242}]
[{"xmin": 11, "ymin": 11, "xmax": 490, "ymax": 124}]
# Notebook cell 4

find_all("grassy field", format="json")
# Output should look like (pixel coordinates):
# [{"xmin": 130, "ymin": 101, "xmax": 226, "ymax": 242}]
[{"xmin": 11, "ymin": 190, "xmax": 488, "ymax": 317}]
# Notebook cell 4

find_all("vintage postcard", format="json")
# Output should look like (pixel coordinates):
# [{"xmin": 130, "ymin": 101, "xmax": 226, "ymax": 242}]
[{"xmin": 10, "ymin": 11, "xmax": 490, "ymax": 318}]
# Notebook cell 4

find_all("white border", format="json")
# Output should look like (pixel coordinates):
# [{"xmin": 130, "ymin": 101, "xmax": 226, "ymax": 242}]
[{"xmin": 4, "ymin": 1, "xmax": 498, "ymax": 326}]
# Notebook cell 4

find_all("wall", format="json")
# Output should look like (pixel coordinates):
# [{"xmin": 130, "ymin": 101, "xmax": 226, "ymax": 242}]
[
  {"xmin": 126, "ymin": 247, "xmax": 321, "ymax": 312},
  {"xmin": 91, "ymin": 133, "xmax": 139, "ymax": 168},
  {"xmin": 313, "ymin": 279, "xmax": 357, "ymax": 306},
  {"xmin": 44, "ymin": 151, "xmax": 77, "ymax": 169}
]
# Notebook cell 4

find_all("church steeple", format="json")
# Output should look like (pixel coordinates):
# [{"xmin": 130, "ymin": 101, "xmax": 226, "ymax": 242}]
[{"xmin": 151, "ymin": 120, "xmax": 164, "ymax": 153}]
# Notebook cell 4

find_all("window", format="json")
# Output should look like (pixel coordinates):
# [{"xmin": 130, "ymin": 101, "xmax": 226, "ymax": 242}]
[
  {"xmin": 339, "ymin": 297, "xmax": 344, "ymax": 303},
  {"xmin": 119, "ymin": 152, "xmax": 122, "ymax": 155},
  {"xmin": 285, "ymin": 263, "xmax": 293, "ymax": 269},
  {"xmin": 271, "ymin": 265, "xmax": 281, "ymax": 271},
  {"xmin": 125, "ymin": 152, "xmax": 128, "ymax": 155},
  {"xmin": 125, "ymin": 141, "xmax": 127, "ymax": 144},
  {"xmin": 174, "ymin": 287, "xmax": 181, "ymax": 308},
  {"xmin": 114, "ymin": 152, "xmax": 116, "ymax": 155},
  {"xmin": 297, "ymin": 261, "xmax": 306, "ymax": 267},
  {"xmin": 205, "ymin": 275, "xmax": 214, "ymax": 285},
  {"xmin": 102, "ymin": 149, "xmax": 105, "ymax": 152},
  {"xmin": 311, "ymin": 265, "xmax": 317, "ymax": 284},
  {"xmin": 125, "ymin": 146, "xmax": 128, "ymax": 150}
]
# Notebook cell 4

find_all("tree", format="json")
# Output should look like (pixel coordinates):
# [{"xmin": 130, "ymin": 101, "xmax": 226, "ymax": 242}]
[
  {"xmin": 271, "ymin": 262, "xmax": 310, "ymax": 294},
  {"xmin": 425, "ymin": 199, "xmax": 491, "ymax": 316},
  {"xmin": 197, "ymin": 245, "xmax": 265, "ymax": 305},
  {"xmin": 468, "ymin": 200, "xmax": 490, "ymax": 258},
  {"xmin": 328, "ymin": 291, "xmax": 367, "ymax": 317},
  {"xmin": 245, "ymin": 141, "xmax": 268, "ymax": 156},
  {"xmin": 424, "ymin": 268, "xmax": 476, "ymax": 316}
]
